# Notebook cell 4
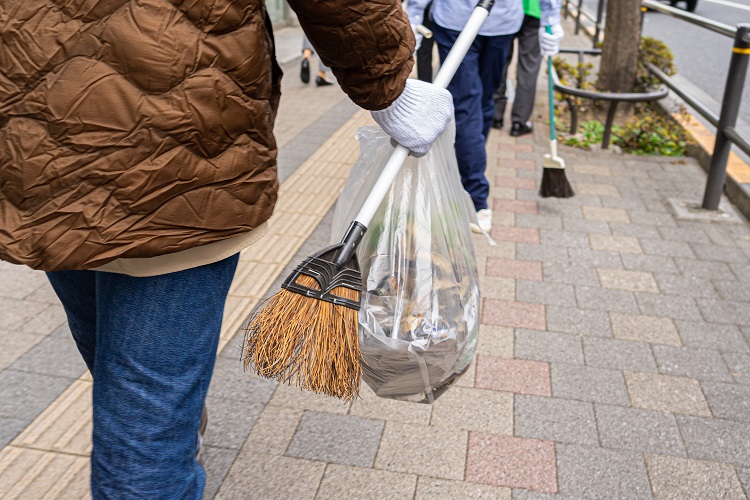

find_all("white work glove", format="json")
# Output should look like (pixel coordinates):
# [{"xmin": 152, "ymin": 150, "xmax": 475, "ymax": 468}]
[
  {"xmin": 411, "ymin": 24, "xmax": 424, "ymax": 52},
  {"xmin": 539, "ymin": 24, "xmax": 564, "ymax": 56},
  {"xmin": 371, "ymin": 78, "xmax": 454, "ymax": 157}
]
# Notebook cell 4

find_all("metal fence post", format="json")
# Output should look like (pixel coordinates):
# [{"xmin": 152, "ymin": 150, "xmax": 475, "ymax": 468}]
[
  {"xmin": 575, "ymin": 0, "xmax": 583, "ymax": 34},
  {"xmin": 702, "ymin": 24, "xmax": 750, "ymax": 210},
  {"xmin": 593, "ymin": 0, "xmax": 606, "ymax": 46}
]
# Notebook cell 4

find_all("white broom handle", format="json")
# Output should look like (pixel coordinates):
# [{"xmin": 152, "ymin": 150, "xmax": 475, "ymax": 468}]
[{"xmin": 352, "ymin": 5, "xmax": 491, "ymax": 229}]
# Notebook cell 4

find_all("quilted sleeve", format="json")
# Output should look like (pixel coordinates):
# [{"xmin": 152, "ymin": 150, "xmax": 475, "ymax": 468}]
[{"xmin": 287, "ymin": 0, "xmax": 415, "ymax": 111}]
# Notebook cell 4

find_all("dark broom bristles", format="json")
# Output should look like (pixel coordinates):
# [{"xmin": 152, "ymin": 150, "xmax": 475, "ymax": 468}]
[
  {"xmin": 241, "ymin": 274, "xmax": 362, "ymax": 401},
  {"xmin": 539, "ymin": 167, "xmax": 575, "ymax": 198}
]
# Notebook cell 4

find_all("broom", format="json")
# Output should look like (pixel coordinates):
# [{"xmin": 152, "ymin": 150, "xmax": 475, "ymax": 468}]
[
  {"xmin": 539, "ymin": 25, "xmax": 574, "ymax": 198},
  {"xmin": 241, "ymin": 0, "xmax": 496, "ymax": 401}
]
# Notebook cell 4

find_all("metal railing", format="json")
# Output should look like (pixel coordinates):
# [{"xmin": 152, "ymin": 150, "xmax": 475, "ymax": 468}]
[
  {"xmin": 562, "ymin": 0, "xmax": 750, "ymax": 212},
  {"xmin": 564, "ymin": 0, "xmax": 606, "ymax": 45}
]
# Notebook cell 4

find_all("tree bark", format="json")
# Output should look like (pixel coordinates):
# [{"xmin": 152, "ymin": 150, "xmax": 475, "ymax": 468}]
[{"xmin": 598, "ymin": 0, "xmax": 642, "ymax": 93}]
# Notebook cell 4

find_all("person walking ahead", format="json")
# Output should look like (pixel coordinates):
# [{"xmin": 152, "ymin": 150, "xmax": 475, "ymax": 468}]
[
  {"xmin": 0, "ymin": 1, "xmax": 452, "ymax": 497},
  {"xmin": 407, "ymin": 0, "xmax": 563, "ymax": 233}
]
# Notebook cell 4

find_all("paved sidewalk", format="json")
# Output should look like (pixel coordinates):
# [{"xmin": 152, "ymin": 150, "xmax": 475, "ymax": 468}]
[{"xmin": 3, "ymin": 20, "xmax": 750, "ymax": 499}]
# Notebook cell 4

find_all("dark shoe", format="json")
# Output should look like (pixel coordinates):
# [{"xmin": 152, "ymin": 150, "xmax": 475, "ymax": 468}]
[
  {"xmin": 315, "ymin": 76, "xmax": 333, "ymax": 87},
  {"xmin": 300, "ymin": 58, "xmax": 310, "ymax": 84},
  {"xmin": 491, "ymin": 118, "xmax": 504, "ymax": 130},
  {"xmin": 510, "ymin": 121, "xmax": 533, "ymax": 137},
  {"xmin": 196, "ymin": 405, "xmax": 207, "ymax": 466}
]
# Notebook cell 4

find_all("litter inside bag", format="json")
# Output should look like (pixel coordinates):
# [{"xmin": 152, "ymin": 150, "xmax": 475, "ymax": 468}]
[{"xmin": 332, "ymin": 121, "xmax": 480, "ymax": 403}]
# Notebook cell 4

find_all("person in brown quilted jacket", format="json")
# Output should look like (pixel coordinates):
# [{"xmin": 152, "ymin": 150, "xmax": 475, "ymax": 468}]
[{"xmin": 0, "ymin": 1, "xmax": 453, "ymax": 497}]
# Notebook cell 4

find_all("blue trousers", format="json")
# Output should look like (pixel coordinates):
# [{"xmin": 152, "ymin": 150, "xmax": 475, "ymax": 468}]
[
  {"xmin": 47, "ymin": 255, "xmax": 239, "ymax": 499},
  {"xmin": 433, "ymin": 24, "xmax": 513, "ymax": 211}
]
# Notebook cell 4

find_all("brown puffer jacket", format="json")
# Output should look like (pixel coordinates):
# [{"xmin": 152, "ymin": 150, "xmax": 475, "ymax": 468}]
[{"xmin": 0, "ymin": 0, "xmax": 414, "ymax": 271}]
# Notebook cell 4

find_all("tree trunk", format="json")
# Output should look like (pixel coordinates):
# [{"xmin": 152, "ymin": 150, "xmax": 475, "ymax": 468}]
[{"xmin": 598, "ymin": 0, "xmax": 642, "ymax": 93}]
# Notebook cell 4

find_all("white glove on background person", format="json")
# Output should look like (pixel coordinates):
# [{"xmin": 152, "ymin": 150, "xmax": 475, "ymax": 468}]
[
  {"xmin": 411, "ymin": 24, "xmax": 424, "ymax": 52},
  {"xmin": 371, "ymin": 78, "xmax": 454, "ymax": 157},
  {"xmin": 539, "ymin": 24, "xmax": 564, "ymax": 56}
]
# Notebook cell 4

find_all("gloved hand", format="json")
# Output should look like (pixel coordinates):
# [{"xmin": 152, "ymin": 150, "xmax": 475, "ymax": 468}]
[
  {"xmin": 411, "ymin": 24, "xmax": 424, "ymax": 52},
  {"xmin": 539, "ymin": 24, "xmax": 564, "ymax": 56},
  {"xmin": 371, "ymin": 78, "xmax": 454, "ymax": 157}
]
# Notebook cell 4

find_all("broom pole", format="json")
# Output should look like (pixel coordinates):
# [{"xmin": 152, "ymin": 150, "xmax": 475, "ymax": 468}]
[
  {"xmin": 351, "ymin": 3, "xmax": 493, "ymax": 232},
  {"xmin": 546, "ymin": 26, "xmax": 558, "ymax": 156}
]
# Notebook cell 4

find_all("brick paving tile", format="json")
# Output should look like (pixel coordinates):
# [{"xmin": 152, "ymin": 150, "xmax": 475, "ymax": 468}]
[
  {"xmin": 316, "ymin": 465, "xmax": 416, "ymax": 500},
  {"xmin": 515, "ymin": 329, "xmax": 584, "ymax": 365},
  {"xmin": 576, "ymin": 286, "xmax": 639, "ymax": 314},
  {"xmin": 610, "ymin": 222, "xmax": 662, "ymax": 239},
  {"xmin": 415, "ymin": 477, "xmax": 511, "ymax": 499},
  {"xmin": 500, "ymin": 159, "xmax": 536, "ymax": 170},
  {"xmin": 657, "ymin": 226, "xmax": 711, "ymax": 244},
  {"xmin": 493, "ymin": 199, "xmax": 539, "ymax": 214},
  {"xmin": 567, "ymin": 248, "xmax": 625, "ymax": 269},
  {"xmin": 645, "ymin": 454, "xmax": 746, "ymax": 500},
  {"xmin": 495, "ymin": 176, "xmax": 537, "ymax": 190},
  {"xmin": 597, "ymin": 268, "xmax": 659, "ymax": 293},
  {"xmin": 625, "ymin": 371, "xmax": 711, "ymax": 416},
  {"xmin": 430, "ymin": 386, "xmax": 512, "ymax": 434},
  {"xmin": 575, "ymin": 183, "xmax": 620, "ymax": 197},
  {"xmin": 653, "ymin": 346, "xmax": 733, "ymax": 382},
  {"xmin": 675, "ymin": 258, "xmax": 735, "ymax": 280},
  {"xmin": 554, "ymin": 444, "xmax": 652, "ymax": 499},
  {"xmin": 516, "ymin": 281, "xmax": 577, "ymax": 307},
  {"xmin": 582, "ymin": 206, "xmax": 630, "ymax": 223},
  {"xmin": 475, "ymin": 355, "xmax": 551, "ymax": 397},
  {"xmin": 477, "ymin": 325, "xmax": 514, "ymax": 358},
  {"xmin": 700, "ymin": 381, "xmax": 750, "ymax": 422},
  {"xmin": 677, "ymin": 415, "xmax": 750, "ymax": 466},
  {"xmin": 697, "ymin": 298, "xmax": 750, "ymax": 326},
  {"xmin": 583, "ymin": 337, "xmax": 658, "ymax": 373},
  {"xmin": 562, "ymin": 217, "xmax": 611, "ymax": 235},
  {"xmin": 636, "ymin": 293, "xmax": 703, "ymax": 322},
  {"xmin": 690, "ymin": 243, "xmax": 749, "ymax": 264},
  {"xmin": 514, "ymin": 395, "xmax": 598, "ymax": 446},
  {"xmin": 724, "ymin": 351, "xmax": 750, "ymax": 384},
  {"xmin": 483, "ymin": 299, "xmax": 546, "ymax": 330},
  {"xmin": 546, "ymin": 306, "xmax": 612, "ymax": 337},
  {"xmin": 217, "ymin": 453, "xmax": 325, "ymax": 499},
  {"xmin": 551, "ymin": 363, "xmax": 630, "ymax": 405},
  {"xmin": 490, "ymin": 227, "xmax": 540, "ymax": 244},
  {"xmin": 516, "ymin": 214, "xmax": 563, "ymax": 231},
  {"xmin": 540, "ymin": 229, "xmax": 590, "ymax": 249},
  {"xmin": 349, "ymin": 383, "xmax": 433, "ymax": 426},
  {"xmin": 486, "ymin": 258, "xmax": 542, "ymax": 281},
  {"xmin": 542, "ymin": 262, "xmax": 599, "ymax": 287},
  {"xmin": 595, "ymin": 404, "xmax": 685, "ymax": 456},
  {"xmin": 713, "ymin": 280, "xmax": 750, "ymax": 302},
  {"xmin": 622, "ymin": 254, "xmax": 678, "ymax": 274},
  {"xmin": 242, "ymin": 405, "xmax": 304, "ymax": 456},
  {"xmin": 610, "ymin": 312, "xmax": 681, "ymax": 346},
  {"xmin": 589, "ymin": 234, "xmax": 643, "ymax": 254},
  {"xmin": 466, "ymin": 433, "xmax": 557, "ymax": 493},
  {"xmin": 653, "ymin": 273, "xmax": 718, "ymax": 299},
  {"xmin": 738, "ymin": 467, "xmax": 750, "ymax": 498},
  {"xmin": 675, "ymin": 320, "xmax": 749, "ymax": 352},
  {"xmin": 639, "ymin": 238, "xmax": 696, "ymax": 259}
]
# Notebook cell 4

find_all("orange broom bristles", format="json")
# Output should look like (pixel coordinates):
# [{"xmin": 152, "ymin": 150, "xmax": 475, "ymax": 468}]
[{"xmin": 241, "ymin": 274, "xmax": 362, "ymax": 401}]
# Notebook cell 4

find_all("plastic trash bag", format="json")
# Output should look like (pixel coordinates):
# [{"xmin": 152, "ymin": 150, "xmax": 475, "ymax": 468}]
[{"xmin": 331, "ymin": 121, "xmax": 481, "ymax": 403}]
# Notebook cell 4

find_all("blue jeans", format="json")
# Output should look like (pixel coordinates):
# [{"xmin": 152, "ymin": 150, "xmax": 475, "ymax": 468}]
[
  {"xmin": 433, "ymin": 24, "xmax": 513, "ymax": 211},
  {"xmin": 47, "ymin": 255, "xmax": 239, "ymax": 499}
]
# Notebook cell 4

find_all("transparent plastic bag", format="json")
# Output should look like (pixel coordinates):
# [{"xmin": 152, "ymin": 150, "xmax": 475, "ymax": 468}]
[{"xmin": 331, "ymin": 121, "xmax": 480, "ymax": 403}]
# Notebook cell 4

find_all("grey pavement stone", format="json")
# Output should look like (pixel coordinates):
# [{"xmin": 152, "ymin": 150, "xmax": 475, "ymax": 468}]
[
  {"xmin": 625, "ymin": 372, "xmax": 711, "ymax": 416},
  {"xmin": 555, "ymin": 444, "xmax": 653, "ymax": 499},
  {"xmin": 202, "ymin": 446, "xmax": 239, "ymax": 500},
  {"xmin": 515, "ymin": 329, "xmax": 584, "ymax": 365},
  {"xmin": 0, "ymin": 369, "xmax": 74, "ymax": 421},
  {"xmin": 691, "ymin": 243, "xmax": 748, "ymax": 264},
  {"xmin": 217, "ymin": 452, "xmax": 325, "ymax": 499},
  {"xmin": 678, "ymin": 415, "xmax": 750, "ymax": 466},
  {"xmin": 0, "ymin": 330, "xmax": 45, "ymax": 372},
  {"xmin": 576, "ymin": 286, "xmax": 638, "ymax": 314},
  {"xmin": 551, "ymin": 363, "xmax": 630, "ymax": 405},
  {"xmin": 646, "ymin": 454, "xmax": 747, "ymax": 500},
  {"xmin": 701, "ymin": 381, "xmax": 750, "ymax": 422},
  {"xmin": 514, "ymin": 395, "xmax": 598, "ymax": 446},
  {"xmin": 286, "ymin": 411, "xmax": 384, "ymax": 468},
  {"xmin": 583, "ymin": 337, "xmax": 658, "ymax": 372},
  {"xmin": 208, "ymin": 356, "xmax": 277, "ymax": 406},
  {"xmin": 653, "ymin": 346, "xmax": 732, "ymax": 382},
  {"xmin": 567, "ymin": 247, "xmax": 624, "ymax": 269},
  {"xmin": 318, "ymin": 465, "xmax": 417, "ymax": 500},
  {"xmin": 516, "ymin": 214, "xmax": 563, "ymax": 230},
  {"xmin": 595, "ymin": 404, "xmax": 685, "ymax": 456},
  {"xmin": 0, "ymin": 296, "xmax": 52, "ymax": 332},
  {"xmin": 589, "ymin": 233, "xmax": 643, "ymax": 254},
  {"xmin": 609, "ymin": 222, "xmax": 661, "ymax": 239},
  {"xmin": 714, "ymin": 280, "xmax": 750, "ymax": 303},
  {"xmin": 636, "ymin": 292, "xmax": 702, "ymax": 321},
  {"xmin": 546, "ymin": 306, "xmax": 612, "ymax": 338},
  {"xmin": 542, "ymin": 262, "xmax": 599, "ymax": 287},
  {"xmin": 629, "ymin": 211, "xmax": 677, "ymax": 227},
  {"xmin": 657, "ymin": 226, "xmax": 711, "ymax": 244},
  {"xmin": 639, "ymin": 238, "xmax": 696, "ymax": 258},
  {"xmin": 418, "ymin": 477, "xmax": 511, "ymax": 500},
  {"xmin": 516, "ymin": 280, "xmax": 577, "ymax": 307},
  {"xmin": 601, "ymin": 197, "xmax": 648, "ymax": 212},
  {"xmin": 730, "ymin": 262, "xmax": 750, "ymax": 282},
  {"xmin": 654, "ymin": 272, "xmax": 718, "ymax": 299},
  {"xmin": 739, "ymin": 467, "xmax": 750, "ymax": 498},
  {"xmin": 0, "ymin": 417, "xmax": 27, "ymax": 449},
  {"xmin": 622, "ymin": 254, "xmax": 678, "ymax": 274},
  {"xmin": 598, "ymin": 268, "xmax": 659, "ymax": 293},
  {"xmin": 516, "ymin": 243, "xmax": 569, "ymax": 264},
  {"xmin": 9, "ymin": 335, "xmax": 87, "ymax": 379},
  {"xmin": 675, "ymin": 320, "xmax": 749, "ymax": 353},
  {"xmin": 697, "ymin": 298, "xmax": 750, "ymax": 326},
  {"xmin": 430, "ymin": 386, "xmax": 512, "ymax": 434},
  {"xmin": 203, "ymin": 395, "xmax": 265, "ymax": 450},
  {"xmin": 675, "ymin": 258, "xmax": 735, "ymax": 280},
  {"xmin": 540, "ymin": 229, "xmax": 590, "ymax": 248},
  {"xmin": 562, "ymin": 217, "xmax": 610, "ymax": 235}
]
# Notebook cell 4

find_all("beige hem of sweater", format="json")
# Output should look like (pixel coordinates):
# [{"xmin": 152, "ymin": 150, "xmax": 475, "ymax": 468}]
[{"xmin": 93, "ymin": 223, "xmax": 268, "ymax": 277}]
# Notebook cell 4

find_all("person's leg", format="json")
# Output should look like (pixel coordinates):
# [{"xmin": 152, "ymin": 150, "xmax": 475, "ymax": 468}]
[
  {"xmin": 434, "ymin": 24, "xmax": 489, "ymax": 211},
  {"xmin": 492, "ymin": 40, "xmax": 515, "ymax": 127},
  {"xmin": 479, "ymin": 34, "xmax": 514, "ymax": 141},
  {"xmin": 89, "ymin": 255, "xmax": 239, "ymax": 499},
  {"xmin": 511, "ymin": 15, "xmax": 543, "ymax": 125},
  {"xmin": 46, "ymin": 270, "xmax": 97, "ymax": 372},
  {"xmin": 416, "ymin": 2, "xmax": 434, "ymax": 83},
  {"xmin": 301, "ymin": 35, "xmax": 313, "ymax": 83}
]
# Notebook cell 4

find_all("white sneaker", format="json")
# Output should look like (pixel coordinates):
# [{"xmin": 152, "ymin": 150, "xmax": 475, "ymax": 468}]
[{"xmin": 470, "ymin": 208, "xmax": 492, "ymax": 234}]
